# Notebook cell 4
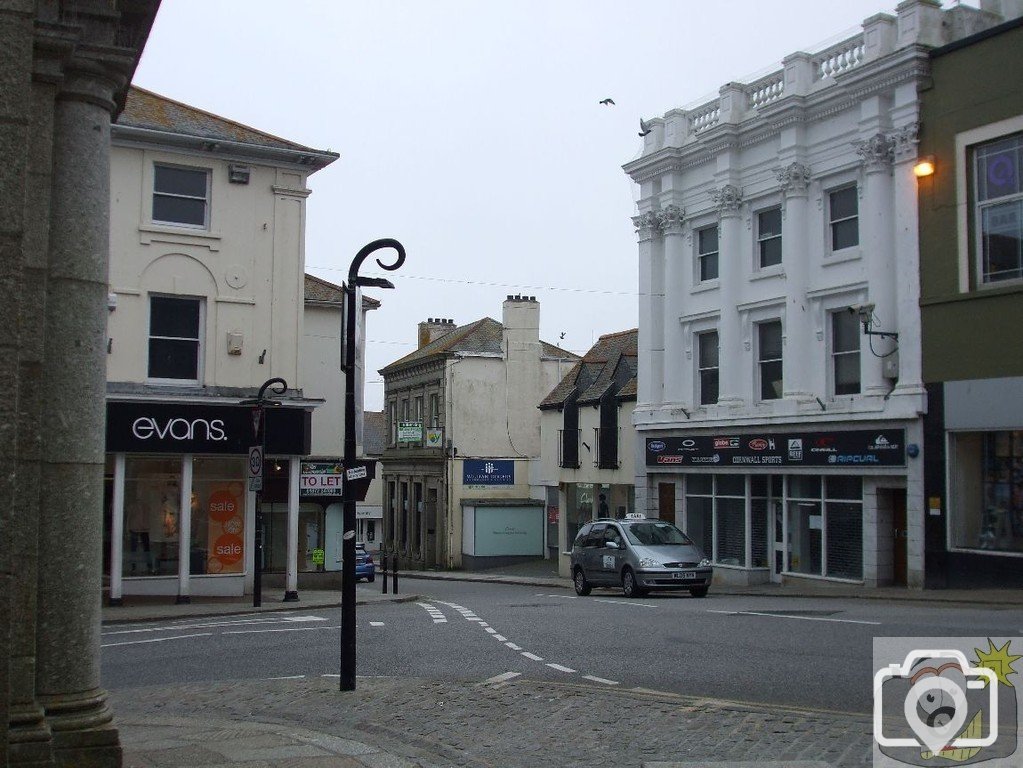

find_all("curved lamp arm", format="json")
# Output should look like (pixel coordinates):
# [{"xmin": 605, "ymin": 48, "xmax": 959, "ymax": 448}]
[{"xmin": 348, "ymin": 238, "xmax": 406, "ymax": 285}]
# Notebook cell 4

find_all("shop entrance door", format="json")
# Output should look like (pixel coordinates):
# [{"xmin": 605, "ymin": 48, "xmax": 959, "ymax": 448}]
[
  {"xmin": 770, "ymin": 500, "xmax": 784, "ymax": 582},
  {"xmin": 892, "ymin": 490, "xmax": 907, "ymax": 586},
  {"xmin": 658, "ymin": 483, "xmax": 675, "ymax": 525}
]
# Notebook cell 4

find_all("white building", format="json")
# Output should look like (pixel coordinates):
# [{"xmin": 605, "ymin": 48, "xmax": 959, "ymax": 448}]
[
  {"xmin": 103, "ymin": 87, "xmax": 378, "ymax": 601},
  {"xmin": 624, "ymin": 0, "xmax": 1017, "ymax": 589}
]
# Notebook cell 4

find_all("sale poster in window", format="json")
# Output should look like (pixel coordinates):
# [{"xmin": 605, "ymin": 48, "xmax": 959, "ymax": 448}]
[{"xmin": 206, "ymin": 484, "xmax": 244, "ymax": 574}]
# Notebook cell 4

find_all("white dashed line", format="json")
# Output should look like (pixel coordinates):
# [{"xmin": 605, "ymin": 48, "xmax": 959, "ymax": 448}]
[
  {"xmin": 484, "ymin": 627, "xmax": 497, "ymax": 634},
  {"xmin": 483, "ymin": 671, "xmax": 521, "ymax": 684},
  {"xmin": 583, "ymin": 675, "xmax": 620, "ymax": 686},
  {"xmin": 416, "ymin": 603, "xmax": 448, "ymax": 623},
  {"xmin": 101, "ymin": 615, "xmax": 327, "ymax": 636},
  {"xmin": 537, "ymin": 593, "xmax": 577, "ymax": 599},
  {"xmin": 369, "ymin": 622, "xmax": 385, "ymax": 627},
  {"xmin": 505, "ymin": 642, "xmax": 522, "ymax": 651},
  {"xmin": 594, "ymin": 598, "xmax": 656, "ymax": 609},
  {"xmin": 101, "ymin": 632, "xmax": 211, "ymax": 648},
  {"xmin": 268, "ymin": 675, "xmax": 306, "ymax": 680},
  {"xmin": 521, "ymin": 652, "xmax": 544, "ymax": 661},
  {"xmin": 321, "ymin": 674, "xmax": 340, "ymax": 678},
  {"xmin": 493, "ymin": 634, "xmax": 507, "ymax": 642},
  {"xmin": 546, "ymin": 663, "xmax": 576, "ymax": 673}
]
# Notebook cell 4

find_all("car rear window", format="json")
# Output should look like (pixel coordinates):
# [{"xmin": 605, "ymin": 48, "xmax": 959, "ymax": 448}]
[{"xmin": 624, "ymin": 522, "xmax": 693, "ymax": 546}]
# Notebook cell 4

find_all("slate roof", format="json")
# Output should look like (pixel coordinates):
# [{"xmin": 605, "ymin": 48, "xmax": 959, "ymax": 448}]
[
  {"xmin": 363, "ymin": 411, "xmax": 387, "ymax": 457},
  {"xmin": 379, "ymin": 317, "xmax": 577, "ymax": 375},
  {"xmin": 539, "ymin": 328, "xmax": 638, "ymax": 409},
  {"xmin": 117, "ymin": 87, "xmax": 337, "ymax": 163},
  {"xmin": 304, "ymin": 274, "xmax": 380, "ymax": 309}
]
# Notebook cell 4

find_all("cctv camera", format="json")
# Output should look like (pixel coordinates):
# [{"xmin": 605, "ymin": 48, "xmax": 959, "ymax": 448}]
[{"xmin": 847, "ymin": 302, "xmax": 875, "ymax": 321}]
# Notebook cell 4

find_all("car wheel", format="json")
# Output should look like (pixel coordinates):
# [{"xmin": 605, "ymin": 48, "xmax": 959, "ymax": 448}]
[
  {"xmin": 689, "ymin": 586, "xmax": 709, "ymax": 598},
  {"xmin": 621, "ymin": 567, "xmax": 646, "ymax": 598},
  {"xmin": 368, "ymin": 573, "xmax": 375, "ymax": 583},
  {"xmin": 573, "ymin": 567, "xmax": 591, "ymax": 596}
]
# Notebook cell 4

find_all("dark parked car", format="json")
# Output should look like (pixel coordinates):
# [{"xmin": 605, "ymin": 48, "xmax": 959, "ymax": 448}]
[
  {"xmin": 570, "ymin": 515, "xmax": 712, "ymax": 598},
  {"xmin": 355, "ymin": 544, "xmax": 375, "ymax": 582}
]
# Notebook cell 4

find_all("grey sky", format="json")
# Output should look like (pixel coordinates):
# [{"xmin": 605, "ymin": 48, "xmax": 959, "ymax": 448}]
[{"xmin": 134, "ymin": 0, "xmax": 928, "ymax": 410}]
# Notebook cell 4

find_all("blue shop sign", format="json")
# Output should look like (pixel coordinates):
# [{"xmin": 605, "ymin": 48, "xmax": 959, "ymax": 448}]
[{"xmin": 462, "ymin": 459, "xmax": 515, "ymax": 486}]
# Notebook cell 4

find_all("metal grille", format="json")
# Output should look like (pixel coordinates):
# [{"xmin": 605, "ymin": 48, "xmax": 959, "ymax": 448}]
[
  {"xmin": 685, "ymin": 497, "xmax": 713, "ymax": 558},
  {"xmin": 826, "ymin": 502, "xmax": 862, "ymax": 580},
  {"xmin": 715, "ymin": 498, "xmax": 745, "ymax": 566},
  {"xmin": 751, "ymin": 498, "xmax": 769, "ymax": 568}
]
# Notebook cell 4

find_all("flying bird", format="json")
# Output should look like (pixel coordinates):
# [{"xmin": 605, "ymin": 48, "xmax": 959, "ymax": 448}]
[
  {"xmin": 599, "ymin": 98, "xmax": 615, "ymax": 106},
  {"xmin": 559, "ymin": 332, "xmax": 566, "ymax": 340},
  {"xmin": 638, "ymin": 117, "xmax": 652, "ymax": 137}
]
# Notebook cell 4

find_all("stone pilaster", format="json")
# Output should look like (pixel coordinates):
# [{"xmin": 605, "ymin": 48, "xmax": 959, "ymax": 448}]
[
  {"xmin": 657, "ymin": 205, "xmax": 687, "ymax": 404},
  {"xmin": 712, "ymin": 185, "xmax": 744, "ymax": 406},
  {"xmin": 633, "ymin": 211, "xmax": 663, "ymax": 405},
  {"xmin": 776, "ymin": 163, "xmax": 814, "ymax": 401},
  {"xmin": 855, "ymin": 133, "xmax": 898, "ymax": 397},
  {"xmin": 35, "ymin": 48, "xmax": 130, "ymax": 767}
]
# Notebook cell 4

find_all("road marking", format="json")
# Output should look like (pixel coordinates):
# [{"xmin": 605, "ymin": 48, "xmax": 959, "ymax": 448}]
[
  {"xmin": 595, "ymin": 598, "xmax": 656, "ymax": 609},
  {"xmin": 493, "ymin": 634, "xmax": 507, "ymax": 642},
  {"xmin": 546, "ymin": 663, "xmax": 576, "ymax": 673},
  {"xmin": 223, "ymin": 626, "xmax": 339, "ymax": 635},
  {"xmin": 505, "ymin": 642, "xmax": 522, "ymax": 651},
  {"xmin": 416, "ymin": 603, "xmax": 448, "ymax": 623},
  {"xmin": 537, "ymin": 593, "xmax": 577, "ymax": 599},
  {"xmin": 583, "ymin": 675, "xmax": 620, "ymax": 686},
  {"xmin": 521, "ymin": 652, "xmax": 544, "ymax": 661},
  {"xmin": 268, "ymin": 675, "xmax": 306, "ymax": 680},
  {"xmin": 479, "ymin": 623, "xmax": 490, "ymax": 629},
  {"xmin": 707, "ymin": 609, "xmax": 881, "ymax": 626},
  {"xmin": 102, "ymin": 615, "xmax": 327, "ymax": 636},
  {"xmin": 483, "ymin": 671, "xmax": 521, "ymax": 685},
  {"xmin": 101, "ymin": 632, "xmax": 211, "ymax": 648},
  {"xmin": 370, "ymin": 622, "xmax": 385, "ymax": 627},
  {"xmin": 484, "ymin": 627, "xmax": 496, "ymax": 634},
  {"xmin": 321, "ymin": 674, "xmax": 340, "ymax": 678}
]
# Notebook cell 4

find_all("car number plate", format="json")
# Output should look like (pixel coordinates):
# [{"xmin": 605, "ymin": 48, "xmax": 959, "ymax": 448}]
[{"xmin": 673, "ymin": 571, "xmax": 697, "ymax": 580}]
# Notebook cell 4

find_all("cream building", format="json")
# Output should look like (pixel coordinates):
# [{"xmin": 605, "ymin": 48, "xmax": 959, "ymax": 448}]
[{"xmin": 103, "ymin": 87, "xmax": 356, "ymax": 601}]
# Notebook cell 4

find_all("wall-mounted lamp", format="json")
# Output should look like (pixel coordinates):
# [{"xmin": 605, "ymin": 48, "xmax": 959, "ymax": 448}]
[{"xmin": 913, "ymin": 155, "xmax": 936, "ymax": 178}]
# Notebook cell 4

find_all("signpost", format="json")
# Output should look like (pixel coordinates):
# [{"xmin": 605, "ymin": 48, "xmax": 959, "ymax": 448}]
[{"xmin": 248, "ymin": 445, "xmax": 263, "ymax": 491}]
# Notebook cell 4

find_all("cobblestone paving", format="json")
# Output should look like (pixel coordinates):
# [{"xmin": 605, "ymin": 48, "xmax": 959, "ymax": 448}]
[{"xmin": 111, "ymin": 677, "xmax": 873, "ymax": 768}]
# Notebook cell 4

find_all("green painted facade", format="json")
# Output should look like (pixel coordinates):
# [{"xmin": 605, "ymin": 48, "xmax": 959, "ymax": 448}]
[{"xmin": 918, "ymin": 19, "xmax": 1023, "ymax": 382}]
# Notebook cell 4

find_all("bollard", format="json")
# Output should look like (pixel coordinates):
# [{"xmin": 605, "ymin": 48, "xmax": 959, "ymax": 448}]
[
  {"xmin": 392, "ymin": 556, "xmax": 398, "ymax": 594},
  {"xmin": 381, "ymin": 553, "xmax": 388, "ymax": 594}
]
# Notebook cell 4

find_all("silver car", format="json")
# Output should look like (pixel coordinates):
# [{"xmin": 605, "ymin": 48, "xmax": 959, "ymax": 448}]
[{"xmin": 570, "ymin": 516, "xmax": 713, "ymax": 598}]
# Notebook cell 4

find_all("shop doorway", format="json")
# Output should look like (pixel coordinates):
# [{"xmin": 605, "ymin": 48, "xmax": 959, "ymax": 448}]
[
  {"xmin": 658, "ymin": 483, "xmax": 676, "ymax": 525},
  {"xmin": 770, "ymin": 500, "xmax": 784, "ymax": 583},
  {"xmin": 892, "ymin": 490, "xmax": 907, "ymax": 586}
]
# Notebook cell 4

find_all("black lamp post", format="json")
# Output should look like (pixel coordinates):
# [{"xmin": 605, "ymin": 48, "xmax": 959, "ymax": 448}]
[
  {"xmin": 340, "ymin": 238, "xmax": 405, "ymax": 692},
  {"xmin": 241, "ymin": 377, "xmax": 287, "ymax": 608}
]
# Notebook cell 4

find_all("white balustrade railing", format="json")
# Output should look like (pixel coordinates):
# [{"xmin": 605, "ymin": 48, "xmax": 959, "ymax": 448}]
[
  {"xmin": 812, "ymin": 35, "xmax": 865, "ymax": 80},
  {"xmin": 689, "ymin": 102, "xmax": 720, "ymax": 134},
  {"xmin": 745, "ymin": 72, "xmax": 785, "ymax": 109}
]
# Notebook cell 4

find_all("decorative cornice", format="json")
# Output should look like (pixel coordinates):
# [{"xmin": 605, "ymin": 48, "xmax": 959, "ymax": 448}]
[
  {"xmin": 655, "ymin": 204, "xmax": 685, "ymax": 234},
  {"xmin": 775, "ymin": 162, "xmax": 812, "ymax": 196},
  {"xmin": 855, "ymin": 132, "xmax": 895, "ymax": 171},
  {"xmin": 711, "ymin": 184, "xmax": 743, "ymax": 216},
  {"xmin": 892, "ymin": 121, "xmax": 920, "ymax": 163}
]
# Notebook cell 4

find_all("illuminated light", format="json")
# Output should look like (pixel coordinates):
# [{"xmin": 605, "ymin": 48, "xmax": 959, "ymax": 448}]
[{"xmin": 913, "ymin": 155, "xmax": 936, "ymax": 178}]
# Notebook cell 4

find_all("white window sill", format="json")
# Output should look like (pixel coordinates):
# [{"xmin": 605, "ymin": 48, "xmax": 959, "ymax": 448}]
[
  {"xmin": 139, "ymin": 223, "xmax": 222, "ymax": 251},
  {"xmin": 691, "ymin": 281, "xmax": 720, "ymax": 294},
  {"xmin": 822, "ymin": 247, "xmax": 861, "ymax": 266},
  {"xmin": 948, "ymin": 547, "xmax": 1023, "ymax": 559},
  {"xmin": 750, "ymin": 267, "xmax": 785, "ymax": 282}
]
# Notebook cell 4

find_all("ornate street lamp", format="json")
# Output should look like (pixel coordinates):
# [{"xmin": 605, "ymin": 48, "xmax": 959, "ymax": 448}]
[
  {"xmin": 340, "ymin": 238, "xmax": 405, "ymax": 691},
  {"xmin": 241, "ymin": 377, "xmax": 287, "ymax": 608}
]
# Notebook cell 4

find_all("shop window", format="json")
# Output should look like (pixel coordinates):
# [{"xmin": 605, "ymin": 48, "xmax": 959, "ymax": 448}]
[
  {"xmin": 123, "ymin": 457, "xmax": 182, "ymax": 577},
  {"xmin": 951, "ymin": 430, "xmax": 1023, "ymax": 553},
  {"xmin": 191, "ymin": 457, "xmax": 245, "ymax": 575},
  {"xmin": 785, "ymin": 475, "xmax": 862, "ymax": 580},
  {"xmin": 756, "ymin": 207, "xmax": 782, "ymax": 268},
  {"xmin": 429, "ymin": 393, "xmax": 440, "ymax": 428},
  {"xmin": 148, "ymin": 295, "xmax": 202, "ymax": 382},
  {"xmin": 684, "ymin": 474, "xmax": 745, "ymax": 566},
  {"xmin": 825, "ymin": 502, "xmax": 862, "ymax": 580},
  {"xmin": 153, "ymin": 164, "xmax": 209, "ymax": 228},
  {"xmin": 974, "ymin": 133, "xmax": 1022, "ymax": 284}
]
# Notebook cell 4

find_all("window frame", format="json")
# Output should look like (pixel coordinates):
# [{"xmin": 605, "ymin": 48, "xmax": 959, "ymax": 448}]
[
  {"xmin": 696, "ymin": 329, "xmax": 719, "ymax": 406},
  {"xmin": 756, "ymin": 319, "xmax": 784, "ymax": 402},
  {"xmin": 152, "ymin": 163, "xmax": 211, "ymax": 229},
  {"xmin": 972, "ymin": 132, "xmax": 1023, "ymax": 286},
  {"xmin": 830, "ymin": 309, "xmax": 861, "ymax": 397},
  {"xmin": 827, "ymin": 184, "xmax": 859, "ymax": 253},
  {"xmin": 429, "ymin": 393, "xmax": 440, "ymax": 429},
  {"xmin": 755, "ymin": 206, "xmax": 783, "ymax": 270},
  {"xmin": 696, "ymin": 223, "xmax": 720, "ymax": 283},
  {"xmin": 146, "ymin": 294, "xmax": 204, "ymax": 385}
]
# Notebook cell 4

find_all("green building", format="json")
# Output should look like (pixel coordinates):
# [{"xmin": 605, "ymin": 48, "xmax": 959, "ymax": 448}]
[{"xmin": 919, "ymin": 15, "xmax": 1023, "ymax": 587}]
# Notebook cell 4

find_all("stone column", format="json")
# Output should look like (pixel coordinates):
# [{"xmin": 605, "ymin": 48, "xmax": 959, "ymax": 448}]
[
  {"xmin": 35, "ymin": 57, "xmax": 127, "ymax": 766},
  {"xmin": 714, "ymin": 185, "xmax": 745, "ymax": 407},
  {"xmin": 108, "ymin": 455, "xmax": 126, "ymax": 605},
  {"xmin": 658, "ymin": 205, "xmax": 687, "ymax": 404},
  {"xmin": 856, "ymin": 133, "xmax": 897, "ymax": 397},
  {"xmin": 633, "ymin": 212, "xmax": 663, "ymax": 406},
  {"xmin": 285, "ymin": 457, "xmax": 300, "ymax": 600},
  {"xmin": 777, "ymin": 163, "xmax": 814, "ymax": 400}
]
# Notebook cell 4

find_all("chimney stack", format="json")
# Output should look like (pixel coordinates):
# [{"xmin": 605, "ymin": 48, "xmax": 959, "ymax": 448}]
[{"xmin": 418, "ymin": 317, "xmax": 456, "ymax": 348}]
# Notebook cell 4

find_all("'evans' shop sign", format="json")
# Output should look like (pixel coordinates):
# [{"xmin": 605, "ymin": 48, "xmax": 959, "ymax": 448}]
[
  {"xmin": 646, "ymin": 429, "xmax": 906, "ymax": 468},
  {"xmin": 107, "ymin": 402, "xmax": 311, "ymax": 455},
  {"xmin": 462, "ymin": 459, "xmax": 515, "ymax": 486}
]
